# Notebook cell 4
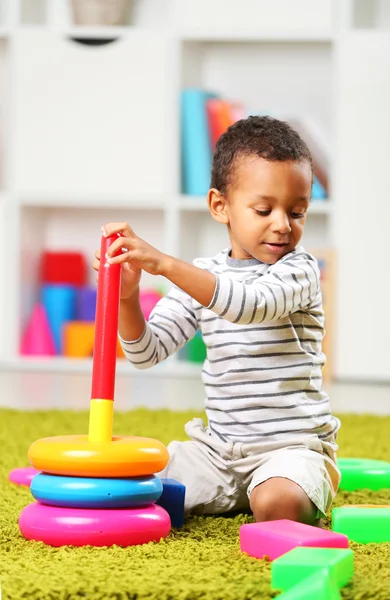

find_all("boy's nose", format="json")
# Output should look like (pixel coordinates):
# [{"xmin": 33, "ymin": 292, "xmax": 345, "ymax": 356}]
[{"xmin": 272, "ymin": 212, "xmax": 291, "ymax": 234}]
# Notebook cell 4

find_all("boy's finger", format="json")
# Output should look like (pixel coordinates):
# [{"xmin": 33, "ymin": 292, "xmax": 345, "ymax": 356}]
[
  {"xmin": 94, "ymin": 248, "xmax": 101, "ymax": 259},
  {"xmin": 106, "ymin": 237, "xmax": 131, "ymax": 258},
  {"xmin": 106, "ymin": 251, "xmax": 132, "ymax": 266},
  {"xmin": 102, "ymin": 222, "xmax": 134, "ymax": 238}
]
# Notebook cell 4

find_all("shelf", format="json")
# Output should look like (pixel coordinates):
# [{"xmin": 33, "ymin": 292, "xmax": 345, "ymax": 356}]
[
  {"xmin": 0, "ymin": 357, "xmax": 202, "ymax": 378},
  {"xmin": 18, "ymin": 194, "xmax": 168, "ymax": 210},
  {"xmin": 180, "ymin": 30, "xmax": 335, "ymax": 43}
]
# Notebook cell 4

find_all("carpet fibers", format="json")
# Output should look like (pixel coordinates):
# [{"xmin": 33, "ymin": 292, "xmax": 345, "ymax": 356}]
[{"xmin": 1, "ymin": 409, "xmax": 390, "ymax": 600}]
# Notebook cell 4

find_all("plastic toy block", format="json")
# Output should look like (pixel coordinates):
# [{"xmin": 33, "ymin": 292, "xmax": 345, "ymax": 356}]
[
  {"xmin": 63, "ymin": 322, "xmax": 124, "ymax": 358},
  {"xmin": 41, "ymin": 284, "xmax": 76, "ymax": 353},
  {"xmin": 75, "ymin": 287, "xmax": 97, "ymax": 321},
  {"xmin": 40, "ymin": 251, "xmax": 87, "ymax": 286},
  {"xmin": 332, "ymin": 506, "xmax": 390, "ymax": 543},
  {"xmin": 240, "ymin": 519, "xmax": 348, "ymax": 561},
  {"xmin": 156, "ymin": 478, "xmax": 186, "ymax": 528},
  {"xmin": 63, "ymin": 322, "xmax": 95, "ymax": 357},
  {"xmin": 20, "ymin": 303, "xmax": 56, "ymax": 356},
  {"xmin": 271, "ymin": 547, "xmax": 354, "ymax": 592},
  {"xmin": 338, "ymin": 458, "xmax": 390, "ymax": 491},
  {"xmin": 278, "ymin": 569, "xmax": 340, "ymax": 600}
]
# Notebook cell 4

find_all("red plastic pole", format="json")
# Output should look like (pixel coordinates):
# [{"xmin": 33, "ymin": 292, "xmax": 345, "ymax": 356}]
[{"xmin": 91, "ymin": 234, "xmax": 121, "ymax": 401}]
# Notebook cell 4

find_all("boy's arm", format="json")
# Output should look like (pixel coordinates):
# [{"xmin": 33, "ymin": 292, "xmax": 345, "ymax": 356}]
[
  {"xmin": 161, "ymin": 251, "xmax": 320, "ymax": 325},
  {"xmin": 119, "ymin": 284, "xmax": 198, "ymax": 369}
]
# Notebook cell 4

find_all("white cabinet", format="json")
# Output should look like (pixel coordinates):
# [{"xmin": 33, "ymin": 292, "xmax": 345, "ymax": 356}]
[
  {"xmin": 0, "ymin": 0, "xmax": 388, "ymax": 386},
  {"xmin": 333, "ymin": 31, "xmax": 390, "ymax": 380},
  {"xmin": 12, "ymin": 30, "xmax": 175, "ymax": 197}
]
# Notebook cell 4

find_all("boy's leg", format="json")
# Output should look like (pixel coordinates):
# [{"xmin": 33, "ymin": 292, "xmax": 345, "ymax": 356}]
[
  {"xmin": 249, "ymin": 477, "xmax": 319, "ymax": 525},
  {"xmin": 158, "ymin": 419, "xmax": 248, "ymax": 515},
  {"xmin": 246, "ymin": 447, "xmax": 340, "ymax": 524},
  {"xmin": 158, "ymin": 439, "xmax": 244, "ymax": 514}
]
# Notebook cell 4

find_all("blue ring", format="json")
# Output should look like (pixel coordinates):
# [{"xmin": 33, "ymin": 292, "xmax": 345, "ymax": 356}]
[{"xmin": 31, "ymin": 473, "xmax": 163, "ymax": 508}]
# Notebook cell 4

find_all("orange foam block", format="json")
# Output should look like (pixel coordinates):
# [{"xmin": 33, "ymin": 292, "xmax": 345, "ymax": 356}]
[
  {"xmin": 63, "ymin": 322, "xmax": 124, "ymax": 358},
  {"xmin": 20, "ymin": 303, "xmax": 56, "ymax": 356}
]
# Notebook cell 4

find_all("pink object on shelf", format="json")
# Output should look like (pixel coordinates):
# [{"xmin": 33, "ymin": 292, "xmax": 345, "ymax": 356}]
[
  {"xmin": 8, "ymin": 467, "xmax": 40, "ymax": 487},
  {"xmin": 140, "ymin": 289, "xmax": 162, "ymax": 320},
  {"xmin": 240, "ymin": 519, "xmax": 349, "ymax": 561},
  {"xmin": 20, "ymin": 303, "xmax": 56, "ymax": 356}
]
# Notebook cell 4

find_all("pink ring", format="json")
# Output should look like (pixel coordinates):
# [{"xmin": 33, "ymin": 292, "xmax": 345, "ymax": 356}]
[
  {"xmin": 19, "ymin": 502, "xmax": 171, "ymax": 547},
  {"xmin": 9, "ymin": 467, "xmax": 40, "ymax": 487}
]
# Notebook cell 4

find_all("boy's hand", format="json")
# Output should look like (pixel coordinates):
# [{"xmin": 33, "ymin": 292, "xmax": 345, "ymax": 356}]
[
  {"xmin": 102, "ymin": 222, "xmax": 170, "ymax": 277},
  {"xmin": 93, "ymin": 245, "xmax": 142, "ymax": 300}
]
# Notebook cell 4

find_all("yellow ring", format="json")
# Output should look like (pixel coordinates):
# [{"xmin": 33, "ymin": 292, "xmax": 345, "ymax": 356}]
[{"xmin": 28, "ymin": 435, "xmax": 169, "ymax": 478}]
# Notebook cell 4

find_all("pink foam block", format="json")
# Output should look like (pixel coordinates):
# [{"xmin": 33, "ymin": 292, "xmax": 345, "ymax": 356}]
[
  {"xmin": 20, "ymin": 303, "xmax": 56, "ymax": 356},
  {"xmin": 240, "ymin": 519, "xmax": 349, "ymax": 561}
]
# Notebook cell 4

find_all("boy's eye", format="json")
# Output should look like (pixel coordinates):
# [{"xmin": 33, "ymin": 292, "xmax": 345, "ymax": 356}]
[
  {"xmin": 291, "ymin": 212, "xmax": 305, "ymax": 219},
  {"xmin": 254, "ymin": 209, "xmax": 271, "ymax": 216}
]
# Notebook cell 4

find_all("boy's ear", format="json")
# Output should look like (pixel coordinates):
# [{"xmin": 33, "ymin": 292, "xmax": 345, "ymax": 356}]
[{"xmin": 207, "ymin": 188, "xmax": 229, "ymax": 224}]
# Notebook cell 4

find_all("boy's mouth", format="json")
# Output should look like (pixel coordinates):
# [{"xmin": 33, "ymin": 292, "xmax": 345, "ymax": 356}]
[{"xmin": 263, "ymin": 242, "xmax": 289, "ymax": 253}]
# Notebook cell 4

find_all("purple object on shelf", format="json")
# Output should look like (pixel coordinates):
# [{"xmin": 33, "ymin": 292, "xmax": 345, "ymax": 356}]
[{"xmin": 76, "ymin": 287, "xmax": 97, "ymax": 322}]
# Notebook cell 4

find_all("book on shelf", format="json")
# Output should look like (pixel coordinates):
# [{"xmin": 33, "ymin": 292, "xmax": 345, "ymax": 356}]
[{"xmin": 181, "ymin": 89, "xmax": 330, "ymax": 200}]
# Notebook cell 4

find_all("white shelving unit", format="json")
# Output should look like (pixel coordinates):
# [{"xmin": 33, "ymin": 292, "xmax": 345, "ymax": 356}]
[{"xmin": 0, "ymin": 0, "xmax": 388, "ymax": 395}]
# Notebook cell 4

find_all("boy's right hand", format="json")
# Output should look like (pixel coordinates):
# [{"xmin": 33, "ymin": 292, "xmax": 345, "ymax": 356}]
[{"xmin": 93, "ymin": 248, "xmax": 142, "ymax": 300}]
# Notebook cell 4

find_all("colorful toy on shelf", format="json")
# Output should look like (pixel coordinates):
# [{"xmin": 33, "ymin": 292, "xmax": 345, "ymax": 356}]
[
  {"xmin": 40, "ymin": 250, "xmax": 87, "ymax": 286},
  {"xmin": 332, "ymin": 506, "xmax": 390, "ymax": 543},
  {"xmin": 20, "ymin": 303, "xmax": 56, "ymax": 356},
  {"xmin": 41, "ymin": 284, "xmax": 76, "ymax": 353},
  {"xmin": 63, "ymin": 321, "xmax": 125, "ymax": 358},
  {"xmin": 337, "ymin": 457, "xmax": 390, "ymax": 491},
  {"xmin": 18, "ymin": 233, "xmax": 172, "ymax": 547},
  {"xmin": 75, "ymin": 286, "xmax": 97, "ymax": 321},
  {"xmin": 139, "ymin": 288, "xmax": 163, "ymax": 320},
  {"xmin": 240, "ymin": 519, "xmax": 348, "ymax": 561}
]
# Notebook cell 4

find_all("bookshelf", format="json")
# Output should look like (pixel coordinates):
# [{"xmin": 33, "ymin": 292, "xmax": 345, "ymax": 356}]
[{"xmin": 0, "ymin": 0, "xmax": 388, "ymax": 395}]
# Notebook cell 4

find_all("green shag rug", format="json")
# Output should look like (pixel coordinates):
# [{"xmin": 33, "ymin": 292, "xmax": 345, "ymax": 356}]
[{"xmin": 1, "ymin": 409, "xmax": 390, "ymax": 600}]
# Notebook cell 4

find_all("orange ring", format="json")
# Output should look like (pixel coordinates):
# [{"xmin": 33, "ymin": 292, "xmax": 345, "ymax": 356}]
[{"xmin": 28, "ymin": 435, "xmax": 169, "ymax": 478}]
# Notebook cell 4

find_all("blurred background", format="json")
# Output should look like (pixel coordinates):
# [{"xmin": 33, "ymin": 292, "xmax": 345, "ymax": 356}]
[{"xmin": 0, "ymin": 0, "xmax": 388, "ymax": 413}]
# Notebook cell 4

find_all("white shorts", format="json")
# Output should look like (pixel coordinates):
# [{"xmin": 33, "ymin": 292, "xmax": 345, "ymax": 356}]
[{"xmin": 157, "ymin": 418, "xmax": 340, "ymax": 519}]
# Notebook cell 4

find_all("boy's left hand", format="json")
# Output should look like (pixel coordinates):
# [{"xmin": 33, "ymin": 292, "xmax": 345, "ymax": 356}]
[{"xmin": 103, "ymin": 222, "xmax": 169, "ymax": 277}]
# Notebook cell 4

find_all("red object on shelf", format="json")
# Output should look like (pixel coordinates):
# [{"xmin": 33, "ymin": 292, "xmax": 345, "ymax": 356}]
[
  {"xmin": 91, "ymin": 235, "xmax": 122, "ymax": 402},
  {"xmin": 40, "ymin": 251, "xmax": 87, "ymax": 286},
  {"xmin": 20, "ymin": 303, "xmax": 56, "ymax": 356}
]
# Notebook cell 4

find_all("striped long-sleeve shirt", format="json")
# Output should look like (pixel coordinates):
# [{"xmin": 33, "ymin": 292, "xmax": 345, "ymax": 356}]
[{"xmin": 120, "ymin": 246, "xmax": 340, "ymax": 447}]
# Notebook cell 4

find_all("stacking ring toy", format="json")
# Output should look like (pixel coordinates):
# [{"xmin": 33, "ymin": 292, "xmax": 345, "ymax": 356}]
[
  {"xmin": 31, "ymin": 473, "xmax": 163, "ymax": 508},
  {"xmin": 29, "ymin": 435, "xmax": 168, "ymax": 477},
  {"xmin": 8, "ymin": 467, "xmax": 40, "ymax": 487},
  {"xmin": 19, "ymin": 503, "xmax": 171, "ymax": 547},
  {"xmin": 19, "ymin": 233, "xmax": 171, "ymax": 547}
]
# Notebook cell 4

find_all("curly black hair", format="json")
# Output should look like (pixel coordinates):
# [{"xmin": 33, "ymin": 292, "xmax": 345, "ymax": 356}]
[{"xmin": 211, "ymin": 115, "xmax": 313, "ymax": 194}]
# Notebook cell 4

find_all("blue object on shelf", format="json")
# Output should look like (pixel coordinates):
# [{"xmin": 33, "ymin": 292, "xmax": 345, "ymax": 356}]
[
  {"xmin": 157, "ymin": 478, "xmax": 186, "ymax": 528},
  {"xmin": 181, "ymin": 89, "xmax": 215, "ymax": 196},
  {"xmin": 76, "ymin": 286, "xmax": 97, "ymax": 322},
  {"xmin": 31, "ymin": 473, "xmax": 163, "ymax": 508},
  {"xmin": 41, "ymin": 284, "xmax": 76, "ymax": 354},
  {"xmin": 312, "ymin": 176, "xmax": 327, "ymax": 200}
]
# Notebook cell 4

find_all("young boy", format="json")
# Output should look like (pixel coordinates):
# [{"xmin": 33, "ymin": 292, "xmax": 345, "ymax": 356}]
[{"xmin": 94, "ymin": 116, "xmax": 340, "ymax": 525}]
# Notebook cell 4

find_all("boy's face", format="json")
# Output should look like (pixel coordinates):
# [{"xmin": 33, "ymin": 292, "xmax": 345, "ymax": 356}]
[{"xmin": 210, "ymin": 156, "xmax": 312, "ymax": 264}]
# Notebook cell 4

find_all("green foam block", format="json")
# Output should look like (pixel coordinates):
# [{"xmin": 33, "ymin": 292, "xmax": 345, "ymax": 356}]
[
  {"xmin": 271, "ymin": 547, "xmax": 354, "ymax": 592},
  {"xmin": 332, "ymin": 506, "xmax": 390, "ymax": 543},
  {"xmin": 278, "ymin": 569, "xmax": 341, "ymax": 599},
  {"xmin": 338, "ymin": 458, "xmax": 390, "ymax": 491}
]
